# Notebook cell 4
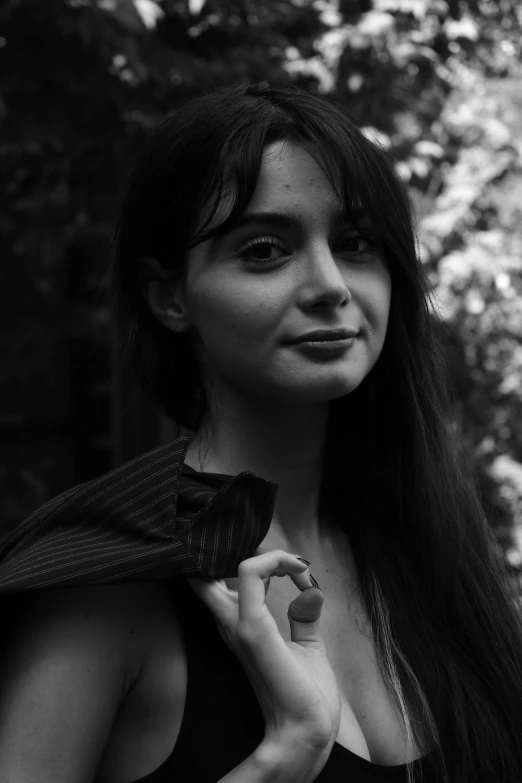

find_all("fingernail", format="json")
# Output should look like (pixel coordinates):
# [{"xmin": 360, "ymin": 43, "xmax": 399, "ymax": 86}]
[
  {"xmin": 296, "ymin": 556, "xmax": 311, "ymax": 566},
  {"xmin": 309, "ymin": 573, "xmax": 321, "ymax": 590}
]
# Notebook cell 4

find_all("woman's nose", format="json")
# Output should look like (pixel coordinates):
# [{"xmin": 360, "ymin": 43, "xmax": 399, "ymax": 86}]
[{"xmin": 301, "ymin": 248, "xmax": 352, "ymax": 309}]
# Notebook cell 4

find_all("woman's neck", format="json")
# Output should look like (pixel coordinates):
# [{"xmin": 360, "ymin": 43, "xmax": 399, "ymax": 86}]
[{"xmin": 183, "ymin": 399, "xmax": 331, "ymax": 552}]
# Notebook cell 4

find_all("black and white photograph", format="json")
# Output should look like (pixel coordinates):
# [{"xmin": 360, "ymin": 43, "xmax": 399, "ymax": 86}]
[{"xmin": 1, "ymin": 1, "xmax": 522, "ymax": 781}]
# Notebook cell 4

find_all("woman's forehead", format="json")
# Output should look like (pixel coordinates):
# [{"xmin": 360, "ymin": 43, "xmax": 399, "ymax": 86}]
[{"xmin": 193, "ymin": 141, "xmax": 370, "ymax": 241}]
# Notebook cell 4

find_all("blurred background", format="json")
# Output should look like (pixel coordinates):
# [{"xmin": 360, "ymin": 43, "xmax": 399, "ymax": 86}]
[{"xmin": 1, "ymin": 0, "xmax": 521, "ymax": 591}]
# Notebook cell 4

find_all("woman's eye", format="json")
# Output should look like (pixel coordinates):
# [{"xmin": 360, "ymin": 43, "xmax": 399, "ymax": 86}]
[
  {"xmin": 338, "ymin": 235, "xmax": 377, "ymax": 257},
  {"xmin": 236, "ymin": 233, "xmax": 378, "ymax": 266},
  {"xmin": 237, "ymin": 237, "xmax": 286, "ymax": 265}
]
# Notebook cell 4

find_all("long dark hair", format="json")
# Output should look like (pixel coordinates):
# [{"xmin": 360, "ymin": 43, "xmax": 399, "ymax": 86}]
[{"xmin": 110, "ymin": 79, "xmax": 522, "ymax": 782}]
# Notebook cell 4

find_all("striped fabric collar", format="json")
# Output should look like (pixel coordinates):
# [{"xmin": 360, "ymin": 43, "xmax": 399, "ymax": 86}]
[{"xmin": 0, "ymin": 437, "xmax": 278, "ymax": 593}]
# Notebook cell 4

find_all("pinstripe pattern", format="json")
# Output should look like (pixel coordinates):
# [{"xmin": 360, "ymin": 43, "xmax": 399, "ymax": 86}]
[{"xmin": 0, "ymin": 437, "xmax": 277, "ymax": 594}]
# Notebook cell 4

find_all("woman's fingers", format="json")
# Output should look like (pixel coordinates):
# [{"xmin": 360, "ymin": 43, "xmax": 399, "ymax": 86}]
[
  {"xmin": 187, "ymin": 549, "xmax": 317, "ymax": 636},
  {"xmin": 253, "ymin": 545, "xmax": 315, "ymax": 595},
  {"xmin": 236, "ymin": 549, "xmax": 311, "ymax": 626}
]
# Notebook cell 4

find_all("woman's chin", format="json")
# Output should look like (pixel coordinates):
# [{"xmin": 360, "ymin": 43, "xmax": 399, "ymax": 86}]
[{"xmin": 279, "ymin": 376, "xmax": 365, "ymax": 403}]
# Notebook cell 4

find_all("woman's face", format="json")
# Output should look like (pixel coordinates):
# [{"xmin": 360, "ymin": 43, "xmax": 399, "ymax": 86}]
[{"xmin": 176, "ymin": 141, "xmax": 392, "ymax": 405}]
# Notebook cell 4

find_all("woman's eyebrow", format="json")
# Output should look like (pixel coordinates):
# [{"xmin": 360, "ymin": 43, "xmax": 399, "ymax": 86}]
[{"xmin": 211, "ymin": 206, "xmax": 370, "ymax": 239}]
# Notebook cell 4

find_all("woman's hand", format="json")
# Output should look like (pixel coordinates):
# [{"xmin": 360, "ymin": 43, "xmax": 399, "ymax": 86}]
[{"xmin": 187, "ymin": 548, "xmax": 342, "ymax": 751}]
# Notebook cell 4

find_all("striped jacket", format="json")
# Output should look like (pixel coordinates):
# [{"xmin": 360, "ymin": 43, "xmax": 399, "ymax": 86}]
[{"xmin": 0, "ymin": 437, "xmax": 278, "ymax": 594}]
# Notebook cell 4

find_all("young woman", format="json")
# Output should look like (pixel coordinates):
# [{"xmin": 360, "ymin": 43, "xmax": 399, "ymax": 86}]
[{"xmin": 1, "ymin": 79, "xmax": 522, "ymax": 783}]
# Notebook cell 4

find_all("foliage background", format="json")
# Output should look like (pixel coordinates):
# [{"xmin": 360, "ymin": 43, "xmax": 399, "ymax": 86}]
[{"xmin": 1, "ymin": 0, "xmax": 521, "ymax": 590}]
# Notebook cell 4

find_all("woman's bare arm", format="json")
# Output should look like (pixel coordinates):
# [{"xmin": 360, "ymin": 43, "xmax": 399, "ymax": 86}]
[{"xmin": 0, "ymin": 583, "xmax": 146, "ymax": 782}]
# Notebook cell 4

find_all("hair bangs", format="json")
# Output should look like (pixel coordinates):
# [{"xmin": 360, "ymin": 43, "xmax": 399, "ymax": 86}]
[{"xmin": 183, "ymin": 93, "xmax": 401, "ymax": 260}]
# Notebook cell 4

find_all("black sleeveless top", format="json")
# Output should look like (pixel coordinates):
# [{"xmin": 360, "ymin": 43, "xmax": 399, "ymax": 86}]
[
  {"xmin": 128, "ymin": 470, "xmax": 438, "ymax": 782},
  {"xmin": 130, "ymin": 576, "xmax": 438, "ymax": 782}
]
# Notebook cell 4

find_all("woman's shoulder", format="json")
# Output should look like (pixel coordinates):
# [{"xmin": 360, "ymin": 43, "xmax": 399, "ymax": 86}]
[
  {"xmin": 0, "ymin": 581, "xmax": 187, "ymax": 782},
  {"xmin": 6, "ymin": 580, "xmax": 187, "ymax": 700},
  {"xmin": 8, "ymin": 581, "xmax": 172, "ymax": 653}
]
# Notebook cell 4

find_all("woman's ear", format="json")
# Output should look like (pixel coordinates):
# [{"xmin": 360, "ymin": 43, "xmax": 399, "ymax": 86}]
[{"xmin": 140, "ymin": 257, "xmax": 191, "ymax": 334}]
